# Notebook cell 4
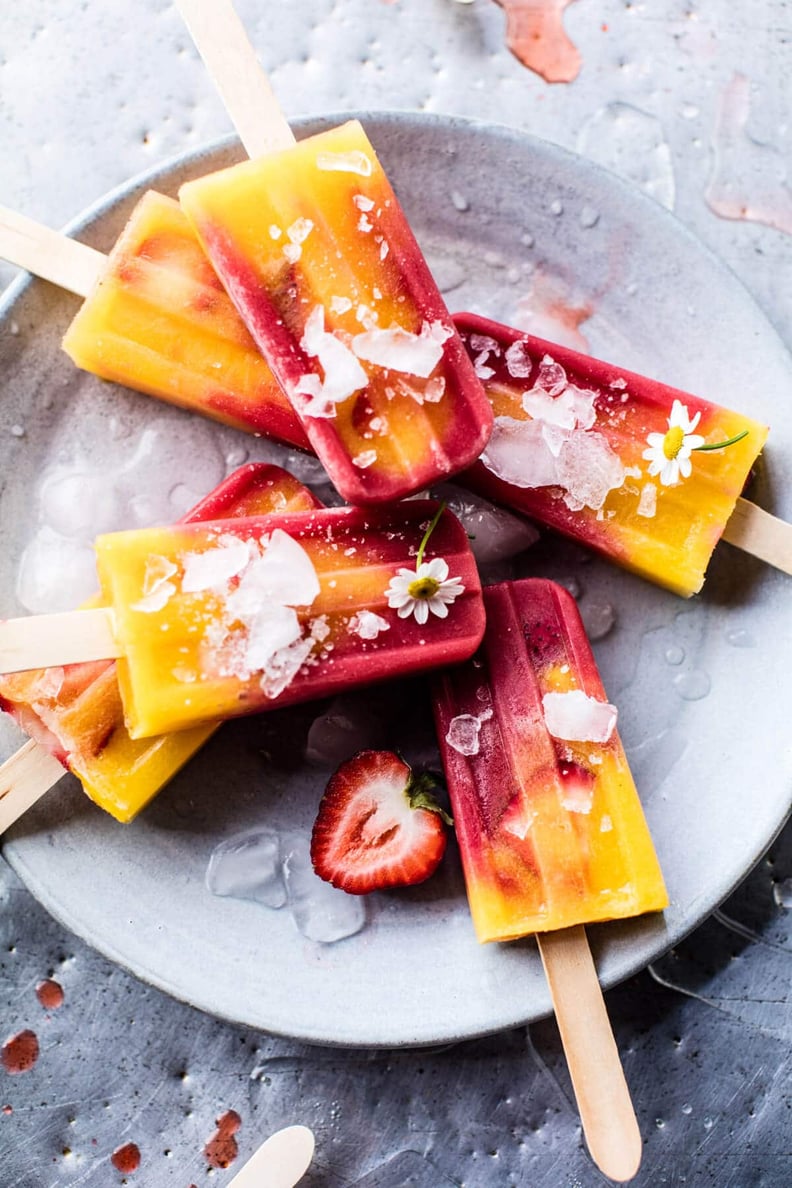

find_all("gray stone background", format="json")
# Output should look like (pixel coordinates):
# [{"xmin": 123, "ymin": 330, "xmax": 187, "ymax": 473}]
[{"xmin": 1, "ymin": 1, "xmax": 791, "ymax": 1184}]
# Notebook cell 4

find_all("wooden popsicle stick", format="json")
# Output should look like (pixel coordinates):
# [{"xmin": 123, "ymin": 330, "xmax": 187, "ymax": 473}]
[
  {"xmin": 226, "ymin": 1125, "xmax": 315, "ymax": 1188},
  {"xmin": 0, "ymin": 607, "xmax": 120, "ymax": 675},
  {"xmin": 537, "ymin": 926, "xmax": 642, "ymax": 1183},
  {"xmin": 722, "ymin": 496, "xmax": 792, "ymax": 576},
  {"xmin": 174, "ymin": 0, "xmax": 296, "ymax": 158},
  {"xmin": 0, "ymin": 206, "xmax": 104, "ymax": 298},
  {"xmin": 0, "ymin": 740, "xmax": 66, "ymax": 834}
]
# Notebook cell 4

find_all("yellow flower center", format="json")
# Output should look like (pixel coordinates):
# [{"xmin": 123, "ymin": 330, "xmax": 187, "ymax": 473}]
[
  {"xmin": 662, "ymin": 425, "xmax": 685, "ymax": 460},
  {"xmin": 408, "ymin": 576, "xmax": 441, "ymax": 600}
]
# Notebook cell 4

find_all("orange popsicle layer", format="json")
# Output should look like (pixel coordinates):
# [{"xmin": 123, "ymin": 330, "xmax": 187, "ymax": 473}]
[
  {"xmin": 62, "ymin": 190, "xmax": 309, "ymax": 448},
  {"xmin": 433, "ymin": 579, "xmax": 667, "ymax": 942},
  {"xmin": 0, "ymin": 464, "xmax": 320, "ymax": 822},
  {"xmin": 179, "ymin": 121, "xmax": 492, "ymax": 504}
]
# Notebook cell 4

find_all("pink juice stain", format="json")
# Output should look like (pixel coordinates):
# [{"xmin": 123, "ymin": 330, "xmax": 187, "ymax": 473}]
[
  {"xmin": 512, "ymin": 270, "xmax": 593, "ymax": 353},
  {"xmin": 204, "ymin": 1110, "xmax": 241, "ymax": 1169},
  {"xmin": 36, "ymin": 979, "xmax": 65, "ymax": 1011},
  {"xmin": 494, "ymin": 0, "xmax": 582, "ymax": 83},
  {"xmin": 1, "ymin": 1030, "xmax": 39, "ymax": 1075},
  {"xmin": 705, "ymin": 73, "xmax": 792, "ymax": 237},
  {"xmin": 111, "ymin": 1142, "xmax": 141, "ymax": 1174}
]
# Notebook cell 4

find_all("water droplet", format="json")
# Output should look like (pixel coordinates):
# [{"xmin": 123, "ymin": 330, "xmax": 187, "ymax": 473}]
[
  {"xmin": 773, "ymin": 878, "xmax": 792, "ymax": 909},
  {"xmin": 9, "ymin": 424, "xmax": 25, "ymax": 437},
  {"xmin": 726, "ymin": 627, "xmax": 755, "ymax": 648},
  {"xmin": 577, "ymin": 102, "xmax": 675, "ymax": 209},
  {"xmin": 682, "ymin": 1103, "xmax": 693, "ymax": 1115},
  {"xmin": 9, "ymin": 321, "xmax": 20, "ymax": 335},
  {"xmin": 664, "ymin": 645, "xmax": 685, "ymax": 665},
  {"xmin": 550, "ymin": 198, "xmax": 564, "ymax": 216},
  {"xmin": 673, "ymin": 670, "xmax": 711, "ymax": 701},
  {"xmin": 655, "ymin": 1117, "xmax": 666, "ymax": 1129},
  {"xmin": 581, "ymin": 601, "xmax": 616, "ymax": 640},
  {"xmin": 520, "ymin": 231, "xmax": 535, "ymax": 248},
  {"xmin": 450, "ymin": 190, "xmax": 470, "ymax": 212},
  {"xmin": 579, "ymin": 205, "xmax": 600, "ymax": 228}
]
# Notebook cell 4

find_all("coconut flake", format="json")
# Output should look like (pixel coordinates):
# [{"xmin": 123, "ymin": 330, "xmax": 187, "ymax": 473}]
[
  {"xmin": 269, "ymin": 225, "xmax": 282, "ymax": 240},
  {"xmin": 316, "ymin": 150, "xmax": 373, "ymax": 176},
  {"xmin": 379, "ymin": 240, "xmax": 389, "ymax": 260},
  {"xmin": 299, "ymin": 305, "xmax": 368, "ymax": 411},
  {"xmin": 637, "ymin": 483, "xmax": 658, "ymax": 518},
  {"xmin": 542, "ymin": 690, "xmax": 618, "ymax": 743},
  {"xmin": 181, "ymin": 542, "xmax": 250, "ymax": 593},
  {"xmin": 283, "ymin": 243, "xmax": 302, "ymax": 264},
  {"xmin": 445, "ymin": 708, "xmax": 492, "ymax": 756},
  {"xmin": 287, "ymin": 218, "xmax": 314, "ymax": 245},
  {"xmin": 227, "ymin": 529, "xmax": 320, "ymax": 617},
  {"xmin": 245, "ymin": 602, "xmax": 303, "ymax": 669},
  {"xmin": 259, "ymin": 634, "xmax": 316, "ymax": 699},
  {"xmin": 353, "ymin": 194, "xmax": 375, "ymax": 211},
  {"xmin": 352, "ymin": 321, "xmax": 451, "ymax": 377},
  {"xmin": 330, "ymin": 296, "xmax": 353, "ymax": 315},
  {"xmin": 358, "ymin": 214, "xmax": 373, "ymax": 233},
  {"xmin": 350, "ymin": 609, "xmax": 390, "ymax": 640},
  {"xmin": 131, "ymin": 582, "xmax": 176, "ymax": 613},
  {"xmin": 353, "ymin": 449, "xmax": 378, "ymax": 469}
]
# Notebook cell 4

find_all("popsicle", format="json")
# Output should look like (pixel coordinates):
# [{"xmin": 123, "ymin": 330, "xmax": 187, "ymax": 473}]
[
  {"xmin": 454, "ymin": 311, "xmax": 788, "ymax": 597},
  {"xmin": 0, "ymin": 198, "xmax": 308, "ymax": 448},
  {"xmin": 174, "ymin": 0, "xmax": 493, "ymax": 504},
  {"xmin": 0, "ymin": 502, "xmax": 484, "ymax": 740},
  {"xmin": 432, "ymin": 577, "xmax": 667, "ymax": 1180},
  {"xmin": 0, "ymin": 464, "xmax": 322, "ymax": 828}
]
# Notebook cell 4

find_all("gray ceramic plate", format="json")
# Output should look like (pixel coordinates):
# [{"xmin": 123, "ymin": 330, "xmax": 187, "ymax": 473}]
[{"xmin": 2, "ymin": 113, "xmax": 791, "ymax": 1047}]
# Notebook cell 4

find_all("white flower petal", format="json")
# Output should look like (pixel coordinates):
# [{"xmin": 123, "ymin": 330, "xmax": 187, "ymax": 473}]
[
  {"xmin": 424, "ymin": 557, "xmax": 449, "ymax": 581},
  {"xmin": 397, "ymin": 601, "xmax": 416, "ymax": 619},
  {"xmin": 414, "ymin": 599, "xmax": 429, "ymax": 625},
  {"xmin": 660, "ymin": 459, "xmax": 679, "ymax": 486},
  {"xmin": 677, "ymin": 454, "xmax": 692, "ymax": 478},
  {"xmin": 428, "ymin": 598, "xmax": 450, "ymax": 619},
  {"xmin": 686, "ymin": 434, "xmax": 705, "ymax": 450},
  {"xmin": 645, "ymin": 433, "xmax": 666, "ymax": 450}
]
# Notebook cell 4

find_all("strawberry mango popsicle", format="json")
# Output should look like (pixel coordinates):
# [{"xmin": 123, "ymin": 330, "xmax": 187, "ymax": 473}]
[
  {"xmin": 178, "ymin": 121, "xmax": 493, "ymax": 504},
  {"xmin": 0, "ymin": 464, "xmax": 320, "ymax": 824},
  {"xmin": 433, "ymin": 578, "xmax": 667, "ymax": 943},
  {"xmin": 455, "ymin": 312, "xmax": 769, "ymax": 597},
  {"xmin": 58, "ymin": 191, "xmax": 309, "ymax": 448},
  {"xmin": 0, "ymin": 503, "xmax": 483, "ymax": 740}
]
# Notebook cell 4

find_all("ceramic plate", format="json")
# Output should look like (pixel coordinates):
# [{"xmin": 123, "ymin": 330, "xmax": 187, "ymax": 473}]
[{"xmin": 2, "ymin": 113, "xmax": 791, "ymax": 1047}]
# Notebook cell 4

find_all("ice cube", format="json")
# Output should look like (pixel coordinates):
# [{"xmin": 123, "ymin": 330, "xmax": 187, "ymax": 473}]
[
  {"xmin": 283, "ymin": 842, "xmax": 366, "ymax": 942},
  {"xmin": 205, "ymin": 829, "xmax": 286, "ymax": 907}
]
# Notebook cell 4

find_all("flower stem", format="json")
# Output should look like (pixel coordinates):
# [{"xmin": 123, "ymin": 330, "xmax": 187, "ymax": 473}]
[
  {"xmin": 693, "ymin": 429, "xmax": 749, "ymax": 453},
  {"xmin": 416, "ymin": 501, "xmax": 446, "ymax": 567}
]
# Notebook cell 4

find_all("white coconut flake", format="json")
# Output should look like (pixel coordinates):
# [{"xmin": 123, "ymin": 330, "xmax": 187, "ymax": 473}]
[
  {"xmin": 350, "ymin": 609, "xmax": 390, "ymax": 640},
  {"xmin": 353, "ymin": 194, "xmax": 375, "ymax": 211},
  {"xmin": 469, "ymin": 334, "xmax": 500, "ymax": 357},
  {"xmin": 245, "ymin": 602, "xmax": 303, "ymax": 670},
  {"xmin": 131, "ymin": 582, "xmax": 176, "ymax": 613},
  {"xmin": 287, "ymin": 218, "xmax": 314, "ymax": 245},
  {"xmin": 505, "ymin": 338, "xmax": 533, "ymax": 378},
  {"xmin": 379, "ymin": 240, "xmax": 389, "ymax": 260},
  {"xmin": 300, "ymin": 305, "xmax": 368, "ymax": 411},
  {"xmin": 269, "ymin": 225, "xmax": 282, "ymax": 240},
  {"xmin": 353, "ymin": 449, "xmax": 378, "ymax": 469},
  {"xmin": 227, "ymin": 529, "xmax": 320, "ymax": 617},
  {"xmin": 542, "ymin": 689, "xmax": 618, "ymax": 743},
  {"xmin": 600, "ymin": 814, "xmax": 613, "ymax": 832},
  {"xmin": 637, "ymin": 482, "xmax": 658, "ymax": 518},
  {"xmin": 356, "ymin": 303, "xmax": 379, "ymax": 329},
  {"xmin": 352, "ymin": 321, "xmax": 451, "ymax": 377},
  {"xmin": 522, "ymin": 384, "xmax": 597, "ymax": 432},
  {"xmin": 423, "ymin": 376, "xmax": 446, "ymax": 403},
  {"xmin": 358, "ymin": 214, "xmax": 373, "ymax": 233},
  {"xmin": 260, "ymin": 634, "xmax": 316, "ymax": 699},
  {"xmin": 181, "ymin": 542, "xmax": 250, "ymax": 594},
  {"xmin": 609, "ymin": 377, "xmax": 628, "ymax": 390},
  {"xmin": 330, "ymin": 296, "xmax": 353, "ymax": 315},
  {"xmin": 316, "ymin": 150, "xmax": 373, "ymax": 176}
]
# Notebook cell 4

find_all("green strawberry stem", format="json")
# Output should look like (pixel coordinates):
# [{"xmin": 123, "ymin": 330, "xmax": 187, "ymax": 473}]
[{"xmin": 406, "ymin": 769, "xmax": 454, "ymax": 826}]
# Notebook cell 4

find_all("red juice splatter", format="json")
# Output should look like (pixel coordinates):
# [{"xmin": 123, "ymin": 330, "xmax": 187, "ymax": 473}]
[
  {"xmin": 2, "ymin": 1105, "xmax": 12, "ymax": 1115},
  {"xmin": 111, "ymin": 1142, "xmax": 141, "ymax": 1174},
  {"xmin": 2, "ymin": 1030, "xmax": 39, "ymax": 1075},
  {"xmin": 36, "ymin": 979, "xmax": 65, "ymax": 1011},
  {"xmin": 493, "ymin": 0, "xmax": 582, "ymax": 83},
  {"xmin": 204, "ymin": 1110, "xmax": 241, "ymax": 1169}
]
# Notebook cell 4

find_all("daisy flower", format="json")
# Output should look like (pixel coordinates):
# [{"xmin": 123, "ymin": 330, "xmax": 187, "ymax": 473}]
[
  {"xmin": 387, "ymin": 557, "xmax": 465, "ymax": 625},
  {"xmin": 642, "ymin": 400, "xmax": 705, "ymax": 486},
  {"xmin": 385, "ymin": 503, "xmax": 465, "ymax": 625}
]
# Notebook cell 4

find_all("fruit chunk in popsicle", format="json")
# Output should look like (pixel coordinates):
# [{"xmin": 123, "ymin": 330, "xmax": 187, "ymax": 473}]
[
  {"xmin": 93, "ymin": 501, "xmax": 483, "ymax": 738},
  {"xmin": 455, "ymin": 312, "xmax": 768, "ymax": 597},
  {"xmin": 0, "ymin": 464, "xmax": 321, "ymax": 823},
  {"xmin": 179, "ymin": 121, "xmax": 493, "ymax": 504},
  {"xmin": 61, "ymin": 190, "xmax": 309, "ymax": 448},
  {"xmin": 432, "ymin": 578, "xmax": 667, "ymax": 942}
]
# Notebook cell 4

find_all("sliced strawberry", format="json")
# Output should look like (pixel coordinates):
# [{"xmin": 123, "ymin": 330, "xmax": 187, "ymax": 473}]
[{"xmin": 310, "ymin": 750, "xmax": 452, "ymax": 894}]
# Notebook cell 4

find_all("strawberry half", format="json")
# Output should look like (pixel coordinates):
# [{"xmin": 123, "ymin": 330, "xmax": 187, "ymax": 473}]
[{"xmin": 310, "ymin": 750, "xmax": 453, "ymax": 894}]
